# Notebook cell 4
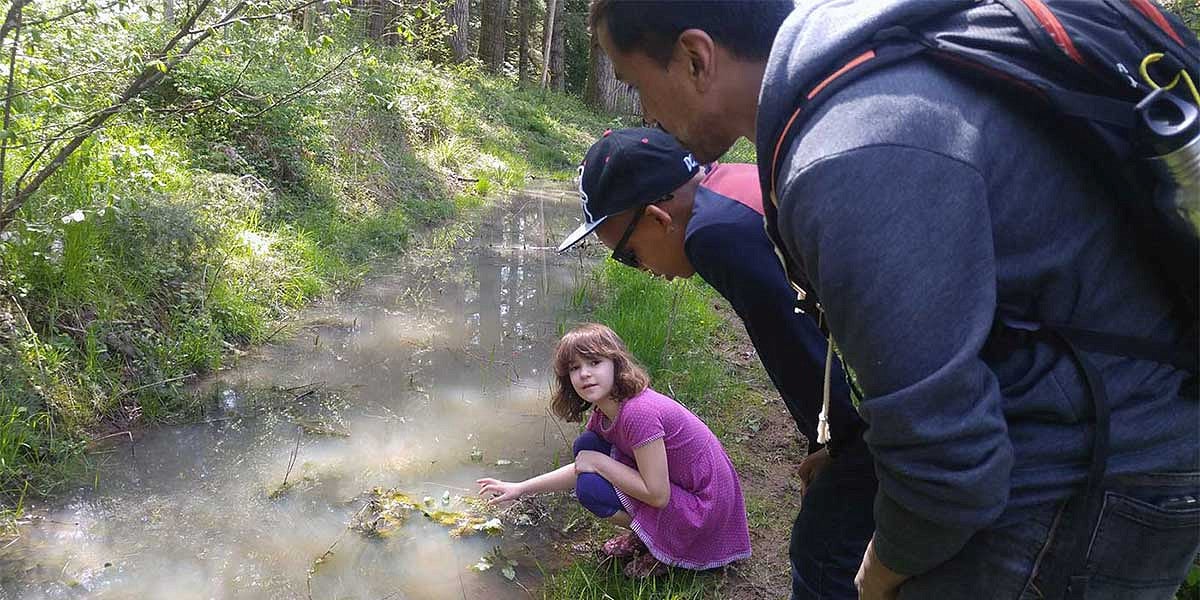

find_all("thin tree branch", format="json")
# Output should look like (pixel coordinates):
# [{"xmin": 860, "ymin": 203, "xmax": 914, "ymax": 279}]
[
  {"xmin": 0, "ymin": 0, "xmax": 27, "ymax": 49},
  {"xmin": 0, "ymin": 67, "xmax": 122, "ymax": 103},
  {"xmin": 0, "ymin": 0, "xmax": 23, "ymax": 209},
  {"xmin": 244, "ymin": 47, "xmax": 361, "ymax": 118},
  {"xmin": 187, "ymin": 0, "xmax": 323, "ymax": 34},
  {"xmin": 23, "ymin": 0, "xmax": 123, "ymax": 28}
]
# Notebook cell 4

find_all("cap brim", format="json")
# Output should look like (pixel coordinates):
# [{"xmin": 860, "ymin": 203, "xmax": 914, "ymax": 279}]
[{"xmin": 556, "ymin": 215, "xmax": 608, "ymax": 252}]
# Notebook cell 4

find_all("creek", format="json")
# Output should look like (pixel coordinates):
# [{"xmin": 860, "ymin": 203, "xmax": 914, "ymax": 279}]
[{"xmin": 0, "ymin": 183, "xmax": 599, "ymax": 600}]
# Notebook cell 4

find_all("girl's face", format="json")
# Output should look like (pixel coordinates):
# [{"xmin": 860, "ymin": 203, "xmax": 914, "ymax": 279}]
[{"xmin": 568, "ymin": 355, "xmax": 615, "ymax": 404}]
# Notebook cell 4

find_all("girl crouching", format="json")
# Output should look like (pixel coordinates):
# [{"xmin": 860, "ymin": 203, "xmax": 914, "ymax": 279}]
[{"xmin": 477, "ymin": 323, "xmax": 751, "ymax": 577}]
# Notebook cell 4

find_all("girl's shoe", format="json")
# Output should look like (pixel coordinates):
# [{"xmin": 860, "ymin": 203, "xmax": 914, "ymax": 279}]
[
  {"xmin": 623, "ymin": 552, "xmax": 668, "ymax": 579},
  {"xmin": 601, "ymin": 531, "xmax": 644, "ymax": 558}
]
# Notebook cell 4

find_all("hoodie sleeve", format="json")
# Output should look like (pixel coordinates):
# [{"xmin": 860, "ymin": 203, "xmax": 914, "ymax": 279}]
[{"xmin": 775, "ymin": 143, "xmax": 1013, "ymax": 576}]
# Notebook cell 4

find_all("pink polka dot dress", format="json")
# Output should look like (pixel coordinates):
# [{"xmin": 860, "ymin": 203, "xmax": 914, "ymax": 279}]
[{"xmin": 586, "ymin": 387, "xmax": 752, "ymax": 569}]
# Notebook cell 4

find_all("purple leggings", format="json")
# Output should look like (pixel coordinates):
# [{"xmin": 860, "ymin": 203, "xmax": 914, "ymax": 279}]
[{"xmin": 573, "ymin": 432, "xmax": 623, "ymax": 518}]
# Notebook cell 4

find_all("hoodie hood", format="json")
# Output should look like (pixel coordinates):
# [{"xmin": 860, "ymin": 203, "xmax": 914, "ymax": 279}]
[{"xmin": 754, "ymin": 0, "xmax": 976, "ymax": 195}]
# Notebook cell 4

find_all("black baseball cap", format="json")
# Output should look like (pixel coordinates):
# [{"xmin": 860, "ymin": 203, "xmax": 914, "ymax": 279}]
[{"xmin": 557, "ymin": 127, "xmax": 701, "ymax": 252}]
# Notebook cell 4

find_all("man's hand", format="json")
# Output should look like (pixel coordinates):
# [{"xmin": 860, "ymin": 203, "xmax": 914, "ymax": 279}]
[
  {"xmin": 855, "ymin": 536, "xmax": 909, "ymax": 600},
  {"xmin": 796, "ymin": 447, "xmax": 831, "ymax": 494}
]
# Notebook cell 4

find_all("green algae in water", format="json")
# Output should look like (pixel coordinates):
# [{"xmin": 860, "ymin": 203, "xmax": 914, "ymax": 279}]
[{"xmin": 349, "ymin": 487, "xmax": 504, "ymax": 538}]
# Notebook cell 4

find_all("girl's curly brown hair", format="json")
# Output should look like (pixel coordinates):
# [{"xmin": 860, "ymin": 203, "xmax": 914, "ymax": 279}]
[{"xmin": 551, "ymin": 323, "xmax": 649, "ymax": 422}]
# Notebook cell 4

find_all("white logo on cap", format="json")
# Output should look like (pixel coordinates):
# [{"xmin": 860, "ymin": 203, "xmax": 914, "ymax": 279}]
[
  {"xmin": 683, "ymin": 154, "xmax": 699, "ymax": 171},
  {"xmin": 577, "ymin": 163, "xmax": 595, "ymax": 223}
]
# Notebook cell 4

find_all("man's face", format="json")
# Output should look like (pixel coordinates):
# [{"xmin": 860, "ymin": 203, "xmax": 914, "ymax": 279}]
[
  {"xmin": 597, "ymin": 22, "xmax": 738, "ymax": 163},
  {"xmin": 594, "ymin": 189, "xmax": 696, "ymax": 280}
]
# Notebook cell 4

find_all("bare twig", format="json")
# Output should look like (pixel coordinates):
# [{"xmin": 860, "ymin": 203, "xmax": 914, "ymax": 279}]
[
  {"xmin": 420, "ymin": 481, "xmax": 472, "ymax": 492},
  {"xmin": 188, "ymin": 0, "xmax": 324, "ymax": 34},
  {"xmin": 282, "ymin": 425, "xmax": 301, "ymax": 487},
  {"xmin": 544, "ymin": 406, "xmax": 569, "ymax": 449},
  {"xmin": 89, "ymin": 430, "xmax": 135, "ymax": 458},
  {"xmin": 23, "ymin": 0, "xmax": 122, "ymax": 28},
  {"xmin": 115, "ymin": 373, "xmax": 196, "ymax": 399},
  {"xmin": 89, "ymin": 430, "xmax": 133, "ymax": 444},
  {"xmin": 0, "ymin": 67, "xmax": 122, "ymax": 103},
  {"xmin": 244, "ymin": 47, "xmax": 362, "ymax": 119},
  {"xmin": 307, "ymin": 502, "xmax": 371, "ymax": 600},
  {"xmin": 657, "ymin": 282, "xmax": 683, "ymax": 368},
  {"xmin": 281, "ymin": 381, "xmax": 325, "ymax": 393},
  {"xmin": 261, "ymin": 321, "xmax": 290, "ymax": 343}
]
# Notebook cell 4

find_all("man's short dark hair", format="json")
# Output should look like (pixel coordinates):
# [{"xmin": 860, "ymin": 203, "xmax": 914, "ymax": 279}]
[{"xmin": 589, "ymin": 0, "xmax": 794, "ymax": 66}]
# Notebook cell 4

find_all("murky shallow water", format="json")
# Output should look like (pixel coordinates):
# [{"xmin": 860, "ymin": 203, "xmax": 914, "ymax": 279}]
[{"xmin": 1, "ymin": 184, "xmax": 601, "ymax": 599}]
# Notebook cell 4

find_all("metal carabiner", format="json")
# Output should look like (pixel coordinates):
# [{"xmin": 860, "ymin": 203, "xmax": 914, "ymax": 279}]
[{"xmin": 1140, "ymin": 52, "xmax": 1200, "ymax": 107}]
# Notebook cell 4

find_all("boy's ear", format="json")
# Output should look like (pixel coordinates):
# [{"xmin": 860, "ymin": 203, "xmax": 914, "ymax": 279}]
[{"xmin": 644, "ymin": 204, "xmax": 674, "ymax": 230}]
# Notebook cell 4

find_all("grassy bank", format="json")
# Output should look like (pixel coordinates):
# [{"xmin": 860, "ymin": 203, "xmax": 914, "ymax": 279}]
[{"xmin": 0, "ymin": 27, "xmax": 611, "ymax": 509}]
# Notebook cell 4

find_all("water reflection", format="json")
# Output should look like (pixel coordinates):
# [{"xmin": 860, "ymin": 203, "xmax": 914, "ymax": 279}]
[{"xmin": 0, "ymin": 184, "xmax": 603, "ymax": 599}]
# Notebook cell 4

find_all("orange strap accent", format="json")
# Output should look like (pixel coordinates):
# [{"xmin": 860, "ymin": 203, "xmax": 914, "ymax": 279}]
[
  {"xmin": 1019, "ymin": 0, "xmax": 1086, "ymax": 65},
  {"xmin": 770, "ymin": 50, "xmax": 877, "ymax": 204},
  {"xmin": 807, "ymin": 50, "xmax": 877, "ymax": 100},
  {"xmin": 1131, "ymin": 0, "xmax": 1184, "ymax": 47}
]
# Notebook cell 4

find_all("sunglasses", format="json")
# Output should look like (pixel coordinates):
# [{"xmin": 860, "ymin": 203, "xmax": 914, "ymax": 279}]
[{"xmin": 610, "ymin": 194, "xmax": 672, "ymax": 269}]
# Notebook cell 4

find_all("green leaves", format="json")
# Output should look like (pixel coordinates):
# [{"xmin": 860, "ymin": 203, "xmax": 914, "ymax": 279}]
[{"xmin": 469, "ymin": 545, "xmax": 518, "ymax": 582}]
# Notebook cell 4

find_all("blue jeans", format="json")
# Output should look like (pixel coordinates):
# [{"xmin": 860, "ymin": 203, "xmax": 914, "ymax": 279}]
[
  {"xmin": 898, "ymin": 471, "xmax": 1200, "ymax": 599},
  {"xmin": 573, "ymin": 432, "xmax": 622, "ymax": 518},
  {"xmin": 791, "ymin": 439, "xmax": 878, "ymax": 600}
]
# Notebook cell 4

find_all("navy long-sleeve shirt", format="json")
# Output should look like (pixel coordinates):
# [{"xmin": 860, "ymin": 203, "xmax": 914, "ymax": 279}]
[{"xmin": 685, "ymin": 166, "xmax": 866, "ymax": 457}]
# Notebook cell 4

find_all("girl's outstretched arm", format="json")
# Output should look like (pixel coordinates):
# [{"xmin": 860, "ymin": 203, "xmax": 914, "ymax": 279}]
[
  {"xmin": 476, "ymin": 462, "xmax": 577, "ymax": 504},
  {"xmin": 575, "ymin": 438, "xmax": 670, "ymax": 508}
]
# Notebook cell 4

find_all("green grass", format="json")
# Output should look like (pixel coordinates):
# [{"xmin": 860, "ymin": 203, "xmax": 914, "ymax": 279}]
[
  {"xmin": 541, "ymin": 556, "xmax": 716, "ymax": 600},
  {"xmin": 572, "ymin": 261, "xmax": 753, "ymax": 439}
]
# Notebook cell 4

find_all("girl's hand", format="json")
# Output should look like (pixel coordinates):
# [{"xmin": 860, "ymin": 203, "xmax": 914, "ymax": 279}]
[
  {"xmin": 476, "ymin": 478, "xmax": 525, "ymax": 504},
  {"xmin": 573, "ymin": 450, "xmax": 608, "ymax": 474}
]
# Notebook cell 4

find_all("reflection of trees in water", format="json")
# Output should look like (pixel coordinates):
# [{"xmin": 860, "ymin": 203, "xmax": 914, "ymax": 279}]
[{"xmin": 470, "ymin": 203, "xmax": 547, "ymax": 353}]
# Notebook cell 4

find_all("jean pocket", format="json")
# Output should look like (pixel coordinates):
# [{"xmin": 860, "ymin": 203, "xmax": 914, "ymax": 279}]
[{"xmin": 1083, "ymin": 490, "xmax": 1200, "ymax": 598}]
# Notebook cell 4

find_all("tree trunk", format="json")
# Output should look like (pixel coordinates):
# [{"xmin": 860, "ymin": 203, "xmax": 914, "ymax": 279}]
[
  {"xmin": 584, "ymin": 35, "xmax": 638, "ymax": 114},
  {"xmin": 446, "ymin": 0, "xmax": 470, "ymax": 62},
  {"xmin": 539, "ymin": 0, "xmax": 556, "ymax": 87},
  {"xmin": 365, "ymin": 0, "xmax": 387, "ymax": 41},
  {"xmin": 548, "ymin": 0, "xmax": 564, "ymax": 90},
  {"xmin": 478, "ymin": 0, "xmax": 508, "ymax": 73},
  {"xmin": 164, "ymin": 0, "xmax": 174, "ymax": 22},
  {"xmin": 302, "ymin": 5, "xmax": 314, "ymax": 40},
  {"xmin": 517, "ymin": 0, "xmax": 532, "ymax": 84}
]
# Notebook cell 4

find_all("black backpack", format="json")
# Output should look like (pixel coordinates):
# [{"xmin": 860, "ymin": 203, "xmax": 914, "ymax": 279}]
[
  {"xmin": 761, "ymin": 0, "xmax": 1198, "ymax": 369},
  {"xmin": 758, "ymin": 0, "xmax": 1199, "ymax": 551}
]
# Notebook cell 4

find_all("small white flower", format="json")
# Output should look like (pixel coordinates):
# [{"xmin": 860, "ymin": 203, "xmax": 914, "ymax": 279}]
[{"xmin": 61, "ymin": 209, "xmax": 85, "ymax": 224}]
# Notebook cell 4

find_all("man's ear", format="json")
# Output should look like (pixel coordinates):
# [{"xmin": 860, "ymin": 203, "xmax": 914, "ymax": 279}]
[{"xmin": 676, "ymin": 29, "xmax": 716, "ymax": 92}]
